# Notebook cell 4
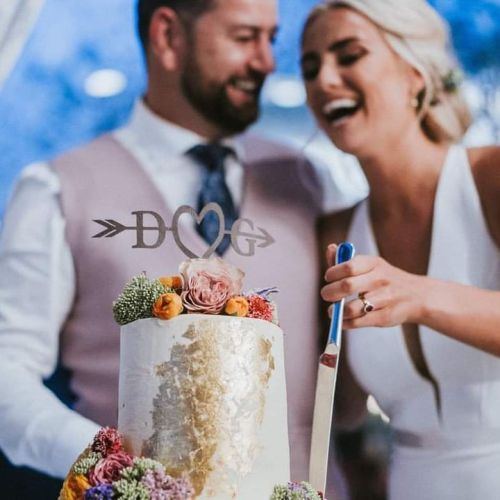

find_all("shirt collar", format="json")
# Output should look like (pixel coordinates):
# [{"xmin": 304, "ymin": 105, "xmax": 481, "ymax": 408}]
[{"xmin": 124, "ymin": 99, "xmax": 245, "ymax": 162}]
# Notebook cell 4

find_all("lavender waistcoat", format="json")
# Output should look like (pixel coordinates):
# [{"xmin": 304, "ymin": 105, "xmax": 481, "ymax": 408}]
[{"xmin": 52, "ymin": 133, "xmax": 322, "ymax": 481}]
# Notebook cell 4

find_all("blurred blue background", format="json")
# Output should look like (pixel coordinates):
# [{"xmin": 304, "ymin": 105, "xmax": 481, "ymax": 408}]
[{"xmin": 0, "ymin": 0, "xmax": 499, "ymax": 217}]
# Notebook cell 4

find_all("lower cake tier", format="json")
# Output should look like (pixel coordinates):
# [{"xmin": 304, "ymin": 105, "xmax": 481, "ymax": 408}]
[{"xmin": 119, "ymin": 315, "xmax": 290, "ymax": 499}]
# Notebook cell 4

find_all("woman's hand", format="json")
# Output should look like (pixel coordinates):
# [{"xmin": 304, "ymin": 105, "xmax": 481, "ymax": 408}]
[{"xmin": 321, "ymin": 244, "xmax": 425, "ymax": 329}]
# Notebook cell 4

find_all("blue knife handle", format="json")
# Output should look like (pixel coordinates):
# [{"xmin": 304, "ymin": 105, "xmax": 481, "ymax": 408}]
[
  {"xmin": 337, "ymin": 241, "xmax": 355, "ymax": 265},
  {"xmin": 327, "ymin": 242, "xmax": 355, "ymax": 346}
]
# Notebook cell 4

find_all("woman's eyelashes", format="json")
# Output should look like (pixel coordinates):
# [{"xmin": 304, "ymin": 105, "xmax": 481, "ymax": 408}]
[
  {"xmin": 300, "ymin": 48, "xmax": 367, "ymax": 81},
  {"xmin": 338, "ymin": 48, "xmax": 366, "ymax": 66}
]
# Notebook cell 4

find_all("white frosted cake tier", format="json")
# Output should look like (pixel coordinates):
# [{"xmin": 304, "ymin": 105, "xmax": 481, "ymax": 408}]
[{"xmin": 118, "ymin": 315, "xmax": 290, "ymax": 499}]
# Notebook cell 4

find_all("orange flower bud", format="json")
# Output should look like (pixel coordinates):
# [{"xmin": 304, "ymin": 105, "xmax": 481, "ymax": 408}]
[
  {"xmin": 159, "ymin": 275, "xmax": 183, "ymax": 290},
  {"xmin": 224, "ymin": 296, "xmax": 249, "ymax": 317},
  {"xmin": 60, "ymin": 473, "xmax": 90, "ymax": 500},
  {"xmin": 153, "ymin": 293, "xmax": 184, "ymax": 320}
]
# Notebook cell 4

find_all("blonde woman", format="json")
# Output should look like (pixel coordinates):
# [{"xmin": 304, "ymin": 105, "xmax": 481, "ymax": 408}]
[{"xmin": 301, "ymin": 0, "xmax": 500, "ymax": 498}]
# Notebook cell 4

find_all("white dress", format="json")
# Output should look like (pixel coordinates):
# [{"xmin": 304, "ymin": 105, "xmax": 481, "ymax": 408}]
[{"xmin": 345, "ymin": 145, "xmax": 500, "ymax": 500}]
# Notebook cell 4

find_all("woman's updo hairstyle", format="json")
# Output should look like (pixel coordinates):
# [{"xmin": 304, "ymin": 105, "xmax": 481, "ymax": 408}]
[{"xmin": 302, "ymin": 0, "xmax": 472, "ymax": 143}]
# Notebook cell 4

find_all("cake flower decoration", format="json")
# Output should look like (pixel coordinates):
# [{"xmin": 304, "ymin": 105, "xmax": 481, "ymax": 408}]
[
  {"xmin": 84, "ymin": 484, "xmax": 114, "ymax": 499},
  {"xmin": 88, "ymin": 452, "xmax": 134, "ymax": 485},
  {"xmin": 158, "ymin": 275, "xmax": 184, "ymax": 290},
  {"xmin": 61, "ymin": 473, "xmax": 91, "ymax": 499},
  {"xmin": 91, "ymin": 427, "xmax": 123, "ymax": 456},
  {"xmin": 270, "ymin": 480, "xmax": 323, "ymax": 499},
  {"xmin": 153, "ymin": 293, "xmax": 184, "ymax": 320},
  {"xmin": 112, "ymin": 257, "xmax": 278, "ymax": 325},
  {"xmin": 224, "ymin": 295, "xmax": 249, "ymax": 317},
  {"xmin": 180, "ymin": 257, "xmax": 244, "ymax": 314},
  {"xmin": 59, "ymin": 429, "xmax": 195, "ymax": 499},
  {"xmin": 247, "ymin": 294, "xmax": 275, "ymax": 322}
]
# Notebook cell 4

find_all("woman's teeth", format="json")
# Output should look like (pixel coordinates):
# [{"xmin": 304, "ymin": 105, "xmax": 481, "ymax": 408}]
[{"xmin": 322, "ymin": 98, "xmax": 360, "ymax": 123}]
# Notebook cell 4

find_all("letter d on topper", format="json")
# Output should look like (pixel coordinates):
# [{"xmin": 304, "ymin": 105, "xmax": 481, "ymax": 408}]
[{"xmin": 131, "ymin": 211, "xmax": 167, "ymax": 249}]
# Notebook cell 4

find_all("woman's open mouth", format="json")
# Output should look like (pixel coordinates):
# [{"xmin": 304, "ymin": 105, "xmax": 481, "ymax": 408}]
[{"xmin": 322, "ymin": 98, "xmax": 361, "ymax": 126}]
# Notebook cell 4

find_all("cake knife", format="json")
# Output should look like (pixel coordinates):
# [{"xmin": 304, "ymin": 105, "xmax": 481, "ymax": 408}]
[{"xmin": 309, "ymin": 241, "xmax": 355, "ymax": 496}]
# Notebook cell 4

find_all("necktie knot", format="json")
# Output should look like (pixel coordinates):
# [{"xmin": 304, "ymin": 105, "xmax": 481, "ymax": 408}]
[{"xmin": 187, "ymin": 143, "xmax": 234, "ymax": 173}]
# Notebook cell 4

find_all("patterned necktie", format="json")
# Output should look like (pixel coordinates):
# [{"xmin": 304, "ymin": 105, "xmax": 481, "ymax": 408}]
[{"xmin": 187, "ymin": 143, "xmax": 238, "ymax": 255}]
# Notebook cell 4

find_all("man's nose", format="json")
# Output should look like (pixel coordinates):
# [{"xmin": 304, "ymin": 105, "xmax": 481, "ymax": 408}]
[{"xmin": 250, "ymin": 37, "xmax": 275, "ymax": 74}]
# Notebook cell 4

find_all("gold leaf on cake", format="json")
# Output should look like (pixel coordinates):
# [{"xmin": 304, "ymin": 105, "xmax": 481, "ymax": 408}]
[{"xmin": 142, "ymin": 319, "xmax": 275, "ymax": 496}]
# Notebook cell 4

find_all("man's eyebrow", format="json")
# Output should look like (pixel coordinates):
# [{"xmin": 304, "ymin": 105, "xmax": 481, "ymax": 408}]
[{"xmin": 229, "ymin": 24, "xmax": 279, "ymax": 35}]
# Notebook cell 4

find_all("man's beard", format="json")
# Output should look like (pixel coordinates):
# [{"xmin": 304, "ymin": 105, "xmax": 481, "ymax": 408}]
[{"xmin": 180, "ymin": 56, "xmax": 264, "ymax": 134}]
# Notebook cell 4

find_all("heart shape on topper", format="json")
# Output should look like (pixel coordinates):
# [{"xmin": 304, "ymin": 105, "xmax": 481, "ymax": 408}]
[{"xmin": 171, "ymin": 203, "xmax": 226, "ymax": 258}]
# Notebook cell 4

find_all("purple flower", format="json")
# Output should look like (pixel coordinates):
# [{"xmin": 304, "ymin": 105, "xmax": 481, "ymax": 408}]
[
  {"xmin": 286, "ymin": 481, "xmax": 302, "ymax": 492},
  {"xmin": 141, "ymin": 469, "xmax": 195, "ymax": 499},
  {"xmin": 254, "ymin": 286, "xmax": 279, "ymax": 300},
  {"xmin": 84, "ymin": 484, "xmax": 114, "ymax": 499}
]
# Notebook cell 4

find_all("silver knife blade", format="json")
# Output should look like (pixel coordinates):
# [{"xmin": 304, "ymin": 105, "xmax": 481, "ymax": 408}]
[
  {"xmin": 309, "ymin": 342, "xmax": 340, "ymax": 493},
  {"xmin": 309, "ymin": 242, "xmax": 355, "ymax": 495}
]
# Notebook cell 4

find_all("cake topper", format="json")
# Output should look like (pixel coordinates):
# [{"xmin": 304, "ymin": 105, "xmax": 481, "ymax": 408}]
[{"xmin": 92, "ymin": 202, "xmax": 275, "ymax": 258}]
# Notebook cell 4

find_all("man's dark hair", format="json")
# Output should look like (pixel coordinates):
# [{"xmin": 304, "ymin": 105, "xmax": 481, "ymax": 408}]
[{"xmin": 137, "ymin": 0, "xmax": 217, "ymax": 50}]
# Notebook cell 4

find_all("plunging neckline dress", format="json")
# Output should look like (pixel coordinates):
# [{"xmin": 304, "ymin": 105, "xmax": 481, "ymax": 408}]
[{"xmin": 345, "ymin": 145, "xmax": 500, "ymax": 500}]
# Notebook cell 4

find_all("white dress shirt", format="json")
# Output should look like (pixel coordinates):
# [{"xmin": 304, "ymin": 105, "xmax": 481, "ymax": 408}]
[{"xmin": 0, "ymin": 100, "xmax": 367, "ymax": 478}]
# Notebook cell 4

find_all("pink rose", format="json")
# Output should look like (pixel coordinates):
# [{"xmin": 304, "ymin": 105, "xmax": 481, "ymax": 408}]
[
  {"xmin": 179, "ymin": 257, "xmax": 244, "ymax": 314},
  {"xmin": 88, "ymin": 451, "xmax": 134, "ymax": 485}
]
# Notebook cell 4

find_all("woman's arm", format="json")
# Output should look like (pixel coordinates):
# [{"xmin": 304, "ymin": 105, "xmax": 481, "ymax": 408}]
[
  {"xmin": 469, "ymin": 145, "xmax": 500, "ymax": 247},
  {"xmin": 416, "ymin": 146, "xmax": 500, "ymax": 353},
  {"xmin": 321, "ymin": 146, "xmax": 500, "ymax": 356},
  {"xmin": 322, "ymin": 253, "xmax": 500, "ymax": 356}
]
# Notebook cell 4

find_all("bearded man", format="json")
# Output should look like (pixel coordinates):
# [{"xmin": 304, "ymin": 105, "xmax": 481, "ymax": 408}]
[{"xmin": 0, "ymin": 1, "xmax": 362, "ymax": 498}]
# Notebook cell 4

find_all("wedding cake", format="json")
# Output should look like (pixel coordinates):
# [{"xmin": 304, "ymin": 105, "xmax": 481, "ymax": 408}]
[
  {"xmin": 60, "ymin": 257, "xmax": 323, "ymax": 499},
  {"xmin": 116, "ymin": 257, "xmax": 289, "ymax": 499}
]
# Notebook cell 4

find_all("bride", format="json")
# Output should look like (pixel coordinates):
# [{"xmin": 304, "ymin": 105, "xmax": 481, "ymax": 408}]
[{"xmin": 301, "ymin": 1, "xmax": 500, "ymax": 499}]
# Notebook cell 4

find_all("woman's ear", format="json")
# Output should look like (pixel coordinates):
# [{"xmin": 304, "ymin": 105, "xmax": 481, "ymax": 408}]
[
  {"xmin": 148, "ymin": 7, "xmax": 186, "ymax": 71},
  {"xmin": 409, "ymin": 66, "xmax": 425, "ymax": 105}
]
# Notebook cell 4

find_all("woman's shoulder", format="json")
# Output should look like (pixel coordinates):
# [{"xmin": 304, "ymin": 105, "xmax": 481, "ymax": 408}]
[
  {"xmin": 467, "ymin": 145, "xmax": 500, "ymax": 247},
  {"xmin": 467, "ymin": 145, "xmax": 500, "ymax": 172},
  {"xmin": 467, "ymin": 145, "xmax": 500, "ymax": 201}
]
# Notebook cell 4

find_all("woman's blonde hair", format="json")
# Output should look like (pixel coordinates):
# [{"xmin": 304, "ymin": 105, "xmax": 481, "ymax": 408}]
[{"xmin": 303, "ymin": 0, "xmax": 472, "ymax": 143}]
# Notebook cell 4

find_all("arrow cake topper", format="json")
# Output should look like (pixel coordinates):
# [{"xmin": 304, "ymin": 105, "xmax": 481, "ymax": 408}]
[{"xmin": 92, "ymin": 202, "xmax": 275, "ymax": 258}]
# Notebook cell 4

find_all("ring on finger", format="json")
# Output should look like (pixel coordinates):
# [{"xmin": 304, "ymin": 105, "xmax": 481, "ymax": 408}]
[{"xmin": 358, "ymin": 293, "xmax": 374, "ymax": 314}]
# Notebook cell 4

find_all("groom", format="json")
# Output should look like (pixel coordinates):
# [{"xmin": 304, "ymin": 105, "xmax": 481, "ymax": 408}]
[{"xmin": 0, "ymin": 1, "xmax": 361, "ymax": 498}]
